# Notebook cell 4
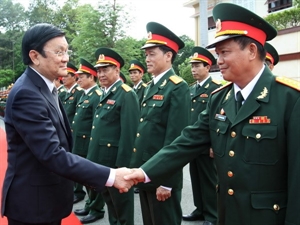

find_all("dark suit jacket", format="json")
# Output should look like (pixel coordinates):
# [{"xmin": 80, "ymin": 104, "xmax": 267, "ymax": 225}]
[
  {"xmin": 1, "ymin": 67, "xmax": 110, "ymax": 223},
  {"xmin": 141, "ymin": 67, "xmax": 300, "ymax": 225}
]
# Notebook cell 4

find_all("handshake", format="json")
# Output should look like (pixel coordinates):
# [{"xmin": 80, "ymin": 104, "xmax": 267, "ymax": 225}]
[{"xmin": 113, "ymin": 167, "xmax": 146, "ymax": 193}]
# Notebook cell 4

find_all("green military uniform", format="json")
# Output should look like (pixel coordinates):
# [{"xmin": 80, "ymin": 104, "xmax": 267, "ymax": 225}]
[
  {"xmin": 87, "ymin": 48, "xmax": 140, "ymax": 225},
  {"xmin": 130, "ymin": 22, "xmax": 191, "ymax": 225},
  {"xmin": 185, "ymin": 47, "xmax": 221, "ymax": 223},
  {"xmin": 128, "ymin": 59, "xmax": 147, "ymax": 105},
  {"xmin": 137, "ymin": 3, "xmax": 300, "ymax": 225},
  {"xmin": 57, "ymin": 85, "xmax": 66, "ymax": 102}
]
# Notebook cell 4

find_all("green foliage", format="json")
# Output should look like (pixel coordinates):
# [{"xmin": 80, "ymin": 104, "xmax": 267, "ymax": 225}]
[
  {"xmin": 264, "ymin": 7, "xmax": 300, "ymax": 30},
  {"xmin": 0, "ymin": 69, "xmax": 15, "ymax": 87},
  {"xmin": 178, "ymin": 58, "xmax": 194, "ymax": 85}
]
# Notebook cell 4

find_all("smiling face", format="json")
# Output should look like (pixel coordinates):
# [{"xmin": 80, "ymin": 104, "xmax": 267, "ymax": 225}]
[
  {"xmin": 77, "ymin": 73, "xmax": 94, "ymax": 90},
  {"xmin": 144, "ymin": 47, "xmax": 172, "ymax": 76},
  {"xmin": 129, "ymin": 69, "xmax": 143, "ymax": 85},
  {"xmin": 29, "ymin": 36, "xmax": 70, "ymax": 81}
]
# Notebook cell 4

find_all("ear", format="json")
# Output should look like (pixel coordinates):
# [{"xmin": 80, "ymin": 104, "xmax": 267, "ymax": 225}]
[
  {"xmin": 268, "ymin": 64, "xmax": 274, "ymax": 71},
  {"xmin": 29, "ymin": 50, "xmax": 40, "ymax": 66},
  {"xmin": 248, "ymin": 43, "xmax": 258, "ymax": 61},
  {"xmin": 165, "ymin": 51, "xmax": 173, "ymax": 62}
]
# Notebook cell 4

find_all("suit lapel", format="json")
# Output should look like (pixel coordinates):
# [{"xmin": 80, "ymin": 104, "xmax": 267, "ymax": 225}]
[
  {"xmin": 232, "ymin": 68, "xmax": 273, "ymax": 127},
  {"xmin": 221, "ymin": 87, "xmax": 236, "ymax": 124},
  {"xmin": 101, "ymin": 80, "xmax": 122, "ymax": 102},
  {"xmin": 143, "ymin": 69, "xmax": 174, "ymax": 102}
]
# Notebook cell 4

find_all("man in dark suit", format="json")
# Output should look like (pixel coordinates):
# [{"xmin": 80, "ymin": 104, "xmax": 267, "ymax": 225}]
[
  {"xmin": 182, "ymin": 46, "xmax": 221, "ymax": 224},
  {"xmin": 130, "ymin": 22, "xmax": 191, "ymax": 225},
  {"xmin": 71, "ymin": 58, "xmax": 106, "ymax": 222},
  {"xmin": 125, "ymin": 3, "xmax": 300, "ymax": 225},
  {"xmin": 80, "ymin": 47, "xmax": 140, "ymax": 225},
  {"xmin": 128, "ymin": 59, "xmax": 147, "ymax": 105},
  {"xmin": 1, "ymin": 23, "xmax": 133, "ymax": 225}
]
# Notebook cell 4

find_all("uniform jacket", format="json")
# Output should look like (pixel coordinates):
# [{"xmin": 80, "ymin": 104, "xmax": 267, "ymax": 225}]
[
  {"xmin": 63, "ymin": 84, "xmax": 84, "ymax": 125},
  {"xmin": 134, "ymin": 81, "xmax": 147, "ymax": 105},
  {"xmin": 130, "ymin": 68, "xmax": 191, "ymax": 190},
  {"xmin": 141, "ymin": 67, "xmax": 300, "ymax": 225},
  {"xmin": 71, "ymin": 85, "xmax": 102, "ymax": 156},
  {"xmin": 57, "ymin": 85, "xmax": 67, "ymax": 102},
  {"xmin": 87, "ymin": 80, "xmax": 140, "ymax": 168},
  {"xmin": 189, "ymin": 77, "xmax": 221, "ymax": 124},
  {"xmin": 1, "ymin": 67, "xmax": 110, "ymax": 223}
]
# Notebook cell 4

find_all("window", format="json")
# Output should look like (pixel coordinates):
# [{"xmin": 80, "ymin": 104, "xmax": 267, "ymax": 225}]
[{"xmin": 267, "ymin": 0, "xmax": 292, "ymax": 13}]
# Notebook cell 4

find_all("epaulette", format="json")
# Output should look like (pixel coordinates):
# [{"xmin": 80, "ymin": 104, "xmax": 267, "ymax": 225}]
[
  {"xmin": 276, "ymin": 76, "xmax": 300, "ymax": 91},
  {"xmin": 122, "ymin": 83, "xmax": 132, "ymax": 92},
  {"xmin": 142, "ymin": 83, "xmax": 147, "ymax": 87},
  {"xmin": 211, "ymin": 82, "xmax": 232, "ymax": 94},
  {"xmin": 76, "ymin": 86, "xmax": 83, "ymax": 91},
  {"xmin": 212, "ymin": 79, "xmax": 221, "ymax": 85},
  {"xmin": 95, "ymin": 89, "xmax": 102, "ymax": 96},
  {"xmin": 146, "ymin": 80, "xmax": 152, "ymax": 85},
  {"xmin": 189, "ymin": 81, "xmax": 197, "ymax": 87},
  {"xmin": 169, "ymin": 75, "xmax": 183, "ymax": 84}
]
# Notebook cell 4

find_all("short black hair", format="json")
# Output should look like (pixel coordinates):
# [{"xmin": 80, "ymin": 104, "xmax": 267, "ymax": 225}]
[
  {"xmin": 158, "ymin": 45, "xmax": 177, "ymax": 63},
  {"xmin": 233, "ymin": 36, "xmax": 266, "ymax": 62},
  {"xmin": 22, "ymin": 23, "xmax": 65, "ymax": 65}
]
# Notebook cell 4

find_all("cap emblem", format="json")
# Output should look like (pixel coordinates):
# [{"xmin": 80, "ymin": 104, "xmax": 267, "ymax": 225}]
[
  {"xmin": 193, "ymin": 52, "xmax": 198, "ymax": 58},
  {"xmin": 98, "ymin": 54, "xmax": 105, "ymax": 61},
  {"xmin": 216, "ymin": 19, "xmax": 222, "ymax": 33},
  {"xmin": 147, "ymin": 32, "xmax": 152, "ymax": 40}
]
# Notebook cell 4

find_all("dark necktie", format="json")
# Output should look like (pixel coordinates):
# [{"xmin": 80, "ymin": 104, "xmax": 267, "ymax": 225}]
[
  {"xmin": 236, "ymin": 91, "xmax": 244, "ymax": 113},
  {"xmin": 52, "ymin": 87, "xmax": 62, "ymax": 115}
]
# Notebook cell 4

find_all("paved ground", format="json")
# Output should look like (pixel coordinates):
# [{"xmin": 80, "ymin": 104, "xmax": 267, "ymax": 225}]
[{"xmin": 0, "ymin": 117, "xmax": 204, "ymax": 225}]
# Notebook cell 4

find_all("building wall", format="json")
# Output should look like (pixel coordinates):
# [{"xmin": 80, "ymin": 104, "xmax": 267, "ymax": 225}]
[{"xmin": 184, "ymin": 0, "xmax": 300, "ymax": 81}]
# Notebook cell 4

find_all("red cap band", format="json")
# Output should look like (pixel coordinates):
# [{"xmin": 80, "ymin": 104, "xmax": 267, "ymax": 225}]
[
  {"xmin": 192, "ymin": 55, "xmax": 212, "ymax": 66},
  {"xmin": 67, "ymin": 68, "xmax": 77, "ymax": 74},
  {"xmin": 265, "ymin": 52, "xmax": 274, "ymax": 64},
  {"xmin": 79, "ymin": 65, "xmax": 97, "ymax": 77},
  {"xmin": 96, "ymin": 56, "xmax": 120, "ymax": 68},
  {"xmin": 147, "ymin": 34, "xmax": 179, "ymax": 52}
]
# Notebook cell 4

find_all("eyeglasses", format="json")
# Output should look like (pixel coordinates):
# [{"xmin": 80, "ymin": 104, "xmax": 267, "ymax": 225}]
[{"xmin": 43, "ymin": 49, "xmax": 73, "ymax": 57}]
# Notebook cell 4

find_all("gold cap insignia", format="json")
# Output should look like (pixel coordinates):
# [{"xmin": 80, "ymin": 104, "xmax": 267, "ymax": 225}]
[
  {"xmin": 130, "ymin": 63, "xmax": 135, "ymax": 69},
  {"xmin": 193, "ymin": 52, "xmax": 198, "ymax": 58},
  {"xmin": 147, "ymin": 32, "xmax": 152, "ymax": 40},
  {"xmin": 98, "ymin": 54, "xmax": 105, "ymax": 61},
  {"xmin": 216, "ymin": 19, "xmax": 222, "ymax": 33}
]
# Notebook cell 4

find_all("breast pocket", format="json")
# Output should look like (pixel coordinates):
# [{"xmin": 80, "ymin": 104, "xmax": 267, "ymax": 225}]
[
  {"xmin": 197, "ymin": 97, "xmax": 208, "ymax": 105},
  {"xmin": 99, "ymin": 103, "xmax": 119, "ymax": 122},
  {"xmin": 146, "ymin": 100, "xmax": 164, "ymax": 123},
  {"xmin": 209, "ymin": 120, "xmax": 230, "ymax": 157},
  {"xmin": 242, "ymin": 125, "xmax": 278, "ymax": 165}
]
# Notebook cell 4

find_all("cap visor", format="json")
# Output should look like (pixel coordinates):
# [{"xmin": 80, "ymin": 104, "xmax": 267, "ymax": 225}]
[
  {"xmin": 94, "ymin": 63, "xmax": 111, "ymax": 68},
  {"xmin": 206, "ymin": 35, "xmax": 242, "ymax": 49},
  {"xmin": 75, "ymin": 71, "xmax": 84, "ymax": 74},
  {"xmin": 141, "ymin": 43, "xmax": 164, "ymax": 50}
]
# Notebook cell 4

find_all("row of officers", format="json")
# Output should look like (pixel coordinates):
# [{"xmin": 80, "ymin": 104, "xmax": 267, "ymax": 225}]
[{"xmin": 55, "ymin": 17, "xmax": 281, "ymax": 225}]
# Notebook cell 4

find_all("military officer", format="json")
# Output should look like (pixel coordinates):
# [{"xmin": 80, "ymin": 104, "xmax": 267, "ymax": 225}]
[
  {"xmin": 129, "ymin": 22, "xmax": 191, "ymax": 225},
  {"xmin": 62, "ymin": 62, "xmax": 84, "ymax": 127},
  {"xmin": 54, "ymin": 77, "xmax": 67, "ymax": 101},
  {"xmin": 264, "ymin": 42, "xmax": 279, "ymax": 71},
  {"xmin": 120, "ymin": 72, "xmax": 127, "ymax": 84},
  {"xmin": 86, "ymin": 47, "xmax": 140, "ymax": 225},
  {"xmin": 183, "ymin": 46, "xmax": 221, "ymax": 224},
  {"xmin": 125, "ymin": 3, "xmax": 300, "ymax": 225},
  {"xmin": 128, "ymin": 59, "xmax": 147, "ymax": 105},
  {"xmin": 71, "ymin": 58, "xmax": 106, "ymax": 223}
]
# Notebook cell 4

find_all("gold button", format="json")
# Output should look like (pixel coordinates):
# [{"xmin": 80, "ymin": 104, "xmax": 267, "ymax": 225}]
[
  {"xmin": 216, "ymin": 128, "xmax": 220, "ymax": 133},
  {"xmin": 191, "ymin": 108, "xmax": 194, "ymax": 111},
  {"xmin": 143, "ymin": 103, "xmax": 146, "ymax": 107},
  {"xmin": 107, "ymin": 106, "xmax": 110, "ymax": 109},
  {"xmin": 99, "ymin": 104, "xmax": 102, "ymax": 107},
  {"xmin": 227, "ymin": 171, "xmax": 234, "ymax": 177},
  {"xmin": 107, "ymin": 143, "xmax": 111, "ymax": 147},
  {"xmin": 229, "ymin": 150, "xmax": 235, "ymax": 157},
  {"xmin": 202, "ymin": 100, "xmax": 205, "ymax": 103},
  {"xmin": 136, "ymin": 133, "xmax": 140, "ymax": 137},
  {"xmin": 228, "ymin": 189, "xmax": 234, "ymax": 195},
  {"xmin": 92, "ymin": 126, "xmax": 95, "ymax": 129},
  {"xmin": 140, "ymin": 118, "xmax": 143, "ymax": 122},
  {"xmin": 193, "ymin": 100, "xmax": 196, "ymax": 103},
  {"xmin": 256, "ymin": 133, "xmax": 261, "ymax": 139},
  {"xmin": 153, "ymin": 104, "xmax": 155, "ymax": 107},
  {"xmin": 83, "ymin": 135, "xmax": 86, "ymax": 138},
  {"xmin": 75, "ymin": 112, "xmax": 77, "ymax": 115},
  {"xmin": 90, "ymin": 137, "xmax": 92, "ymax": 141},
  {"xmin": 231, "ymin": 131, "xmax": 236, "ymax": 138},
  {"xmin": 133, "ymin": 148, "xmax": 136, "ymax": 152},
  {"xmin": 72, "ymin": 121, "xmax": 75, "ymax": 124},
  {"xmin": 273, "ymin": 204, "xmax": 280, "ymax": 211},
  {"xmin": 71, "ymin": 129, "xmax": 73, "ymax": 132},
  {"xmin": 78, "ymin": 105, "xmax": 81, "ymax": 107},
  {"xmin": 96, "ymin": 115, "xmax": 99, "ymax": 118}
]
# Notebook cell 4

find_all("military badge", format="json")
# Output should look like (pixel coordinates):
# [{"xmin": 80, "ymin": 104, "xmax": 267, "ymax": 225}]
[
  {"xmin": 257, "ymin": 87, "xmax": 268, "ymax": 99},
  {"xmin": 107, "ymin": 99, "xmax": 115, "ymax": 105},
  {"xmin": 205, "ymin": 83, "xmax": 209, "ymax": 89},
  {"xmin": 160, "ymin": 79, "xmax": 167, "ymax": 87},
  {"xmin": 216, "ymin": 19, "xmax": 222, "ymax": 33},
  {"xmin": 147, "ymin": 32, "xmax": 152, "ymax": 40},
  {"xmin": 200, "ymin": 94, "xmax": 208, "ymax": 98},
  {"xmin": 249, "ymin": 116, "xmax": 271, "ymax": 124},
  {"xmin": 84, "ymin": 100, "xmax": 89, "ymax": 103},
  {"xmin": 153, "ymin": 95, "xmax": 164, "ymax": 100},
  {"xmin": 69, "ymin": 96, "xmax": 74, "ymax": 100},
  {"xmin": 98, "ymin": 54, "xmax": 105, "ymax": 61}
]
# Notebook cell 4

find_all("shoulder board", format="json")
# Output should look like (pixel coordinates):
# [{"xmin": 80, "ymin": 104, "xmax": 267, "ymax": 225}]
[
  {"xmin": 76, "ymin": 86, "xmax": 83, "ymax": 91},
  {"xmin": 146, "ymin": 80, "xmax": 152, "ymax": 85},
  {"xmin": 212, "ymin": 79, "xmax": 221, "ymax": 85},
  {"xmin": 169, "ymin": 75, "xmax": 183, "ymax": 84},
  {"xmin": 211, "ymin": 82, "xmax": 232, "ymax": 94},
  {"xmin": 189, "ymin": 81, "xmax": 197, "ymax": 87},
  {"xmin": 122, "ymin": 83, "xmax": 132, "ymax": 92},
  {"xmin": 95, "ymin": 89, "xmax": 102, "ymax": 96},
  {"xmin": 276, "ymin": 76, "xmax": 300, "ymax": 91},
  {"xmin": 142, "ymin": 83, "xmax": 147, "ymax": 87}
]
